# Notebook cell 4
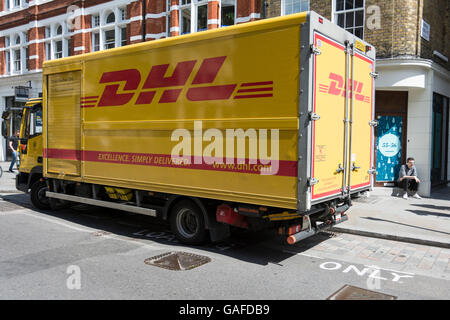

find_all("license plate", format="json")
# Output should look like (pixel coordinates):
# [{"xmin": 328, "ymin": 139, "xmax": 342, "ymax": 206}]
[{"xmin": 335, "ymin": 213, "xmax": 341, "ymax": 221}]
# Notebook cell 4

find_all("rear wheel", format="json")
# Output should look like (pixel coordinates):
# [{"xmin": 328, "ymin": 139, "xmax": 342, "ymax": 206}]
[
  {"xmin": 170, "ymin": 200, "xmax": 207, "ymax": 245},
  {"xmin": 30, "ymin": 180, "xmax": 51, "ymax": 210}
]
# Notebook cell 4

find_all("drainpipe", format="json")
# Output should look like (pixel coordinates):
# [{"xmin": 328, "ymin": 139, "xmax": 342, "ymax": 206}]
[
  {"xmin": 416, "ymin": 0, "xmax": 421, "ymax": 57},
  {"xmin": 142, "ymin": 0, "xmax": 146, "ymax": 42}
]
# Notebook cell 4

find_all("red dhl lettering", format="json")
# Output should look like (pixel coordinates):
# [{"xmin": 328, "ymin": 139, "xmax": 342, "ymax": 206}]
[
  {"xmin": 81, "ymin": 56, "xmax": 274, "ymax": 108},
  {"xmin": 318, "ymin": 72, "xmax": 371, "ymax": 104}
]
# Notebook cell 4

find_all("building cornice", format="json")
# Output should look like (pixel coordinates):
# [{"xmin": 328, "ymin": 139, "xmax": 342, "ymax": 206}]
[{"xmin": 376, "ymin": 57, "xmax": 450, "ymax": 81}]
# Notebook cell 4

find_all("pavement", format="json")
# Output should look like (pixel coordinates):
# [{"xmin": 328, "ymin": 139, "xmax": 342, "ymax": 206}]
[
  {"xmin": 1, "ymin": 161, "xmax": 449, "ymax": 248},
  {"xmin": 331, "ymin": 186, "xmax": 450, "ymax": 248}
]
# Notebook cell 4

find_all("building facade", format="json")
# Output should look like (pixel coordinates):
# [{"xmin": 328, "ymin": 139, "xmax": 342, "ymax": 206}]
[
  {"xmin": 1, "ymin": 0, "xmax": 449, "ymax": 196},
  {"xmin": 265, "ymin": 0, "xmax": 450, "ymax": 195}
]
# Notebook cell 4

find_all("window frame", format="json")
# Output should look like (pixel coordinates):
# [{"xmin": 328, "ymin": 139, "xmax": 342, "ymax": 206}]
[
  {"xmin": 281, "ymin": 0, "xmax": 310, "ymax": 16},
  {"xmin": 332, "ymin": 0, "xmax": 365, "ymax": 39}
]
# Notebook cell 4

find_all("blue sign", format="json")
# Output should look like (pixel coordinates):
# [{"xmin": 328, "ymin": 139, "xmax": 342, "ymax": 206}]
[{"xmin": 376, "ymin": 116, "xmax": 403, "ymax": 182}]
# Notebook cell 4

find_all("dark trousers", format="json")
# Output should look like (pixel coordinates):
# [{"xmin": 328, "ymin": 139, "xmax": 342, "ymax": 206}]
[{"xmin": 399, "ymin": 178, "xmax": 419, "ymax": 192}]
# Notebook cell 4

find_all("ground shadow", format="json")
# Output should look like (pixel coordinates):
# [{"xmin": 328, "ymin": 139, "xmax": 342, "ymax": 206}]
[
  {"xmin": 0, "ymin": 193, "xmax": 334, "ymax": 266},
  {"xmin": 410, "ymin": 204, "xmax": 450, "ymax": 211},
  {"xmin": 361, "ymin": 216, "xmax": 450, "ymax": 236}
]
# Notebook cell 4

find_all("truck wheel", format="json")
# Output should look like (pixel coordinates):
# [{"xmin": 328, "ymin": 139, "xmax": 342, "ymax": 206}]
[
  {"xmin": 170, "ymin": 200, "xmax": 207, "ymax": 245},
  {"xmin": 30, "ymin": 180, "xmax": 51, "ymax": 210}
]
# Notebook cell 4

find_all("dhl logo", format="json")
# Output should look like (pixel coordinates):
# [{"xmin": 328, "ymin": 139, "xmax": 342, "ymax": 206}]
[
  {"xmin": 81, "ymin": 56, "xmax": 274, "ymax": 108},
  {"xmin": 318, "ymin": 72, "xmax": 370, "ymax": 104}
]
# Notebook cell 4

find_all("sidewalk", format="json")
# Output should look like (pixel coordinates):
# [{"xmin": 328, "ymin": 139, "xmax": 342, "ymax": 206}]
[
  {"xmin": 332, "ymin": 186, "xmax": 450, "ymax": 248},
  {"xmin": 0, "ymin": 161, "xmax": 20, "ymax": 193}
]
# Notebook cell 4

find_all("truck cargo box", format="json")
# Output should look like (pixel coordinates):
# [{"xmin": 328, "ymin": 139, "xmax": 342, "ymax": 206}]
[{"xmin": 42, "ymin": 11, "xmax": 375, "ymax": 214}]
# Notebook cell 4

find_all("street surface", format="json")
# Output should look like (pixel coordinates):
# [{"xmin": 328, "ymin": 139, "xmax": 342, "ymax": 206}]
[{"xmin": 1, "ymin": 191, "xmax": 449, "ymax": 300}]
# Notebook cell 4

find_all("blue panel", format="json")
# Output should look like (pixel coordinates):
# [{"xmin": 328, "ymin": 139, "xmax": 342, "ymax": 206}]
[{"xmin": 376, "ymin": 116, "xmax": 403, "ymax": 182}]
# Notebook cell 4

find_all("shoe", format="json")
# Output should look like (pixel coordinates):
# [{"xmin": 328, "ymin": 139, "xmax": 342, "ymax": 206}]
[
  {"xmin": 412, "ymin": 193, "xmax": 422, "ymax": 199},
  {"xmin": 8, "ymin": 169, "xmax": 14, "ymax": 173},
  {"xmin": 402, "ymin": 193, "xmax": 408, "ymax": 199}
]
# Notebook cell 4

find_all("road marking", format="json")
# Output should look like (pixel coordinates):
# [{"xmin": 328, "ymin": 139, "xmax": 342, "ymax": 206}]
[{"xmin": 319, "ymin": 261, "xmax": 415, "ymax": 284}]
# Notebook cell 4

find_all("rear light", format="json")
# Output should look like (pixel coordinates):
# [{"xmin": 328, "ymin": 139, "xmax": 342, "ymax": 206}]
[
  {"xmin": 288, "ymin": 224, "xmax": 302, "ymax": 236},
  {"xmin": 319, "ymin": 17, "xmax": 323, "ymax": 24}
]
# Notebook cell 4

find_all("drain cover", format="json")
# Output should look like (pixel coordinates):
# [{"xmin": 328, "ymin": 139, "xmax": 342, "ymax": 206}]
[
  {"xmin": 144, "ymin": 252, "xmax": 211, "ymax": 271},
  {"xmin": 327, "ymin": 285, "xmax": 397, "ymax": 300}
]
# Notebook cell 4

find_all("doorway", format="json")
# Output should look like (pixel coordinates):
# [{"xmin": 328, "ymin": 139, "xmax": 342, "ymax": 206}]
[
  {"xmin": 374, "ymin": 91, "xmax": 408, "ymax": 186},
  {"xmin": 431, "ymin": 93, "xmax": 449, "ymax": 187}
]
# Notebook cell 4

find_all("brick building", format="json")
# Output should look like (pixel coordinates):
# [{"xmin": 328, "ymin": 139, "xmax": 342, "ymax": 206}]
[
  {"xmin": 1, "ymin": 0, "xmax": 449, "ymax": 196},
  {"xmin": 265, "ymin": 0, "xmax": 450, "ymax": 195},
  {"xmin": 0, "ymin": 0, "xmax": 262, "ymax": 161}
]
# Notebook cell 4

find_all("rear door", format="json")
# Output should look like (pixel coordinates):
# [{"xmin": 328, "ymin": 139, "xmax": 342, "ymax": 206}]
[
  {"xmin": 347, "ymin": 45, "xmax": 374, "ymax": 193},
  {"xmin": 311, "ymin": 32, "xmax": 348, "ymax": 201}
]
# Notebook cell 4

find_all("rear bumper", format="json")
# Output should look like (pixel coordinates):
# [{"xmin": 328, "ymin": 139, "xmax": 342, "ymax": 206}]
[{"xmin": 287, "ymin": 214, "xmax": 348, "ymax": 244}]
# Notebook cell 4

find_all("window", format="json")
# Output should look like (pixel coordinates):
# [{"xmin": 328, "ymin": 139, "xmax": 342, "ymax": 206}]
[
  {"xmin": 119, "ymin": 8, "xmax": 126, "ymax": 21},
  {"xmin": 180, "ymin": 4, "xmax": 191, "ymax": 34},
  {"xmin": 66, "ymin": 38, "xmax": 71, "ymax": 56},
  {"xmin": 179, "ymin": 0, "xmax": 208, "ymax": 34},
  {"xmin": 120, "ymin": 27, "xmax": 127, "ymax": 46},
  {"xmin": 45, "ymin": 26, "xmax": 51, "ymax": 38},
  {"xmin": 14, "ymin": 49, "xmax": 21, "ymax": 72},
  {"xmin": 92, "ymin": 32, "xmax": 100, "ymax": 51},
  {"xmin": 334, "ymin": 0, "xmax": 364, "ymax": 38},
  {"xmin": 283, "ymin": 0, "xmax": 309, "ymax": 15},
  {"xmin": 5, "ymin": 51, "xmax": 10, "ymax": 73},
  {"xmin": 45, "ymin": 42, "xmax": 51, "ymax": 60},
  {"xmin": 92, "ymin": 15, "xmax": 100, "ymax": 27},
  {"xmin": 55, "ymin": 41, "xmax": 63, "ymax": 59},
  {"xmin": 56, "ymin": 25, "xmax": 63, "ymax": 35},
  {"xmin": 15, "ymin": 35, "xmax": 21, "ymax": 44},
  {"xmin": 104, "ymin": 29, "xmax": 115, "ymax": 49},
  {"xmin": 25, "ymin": 46, "xmax": 29, "ymax": 70},
  {"xmin": 197, "ymin": 3, "xmax": 207, "ymax": 32},
  {"xmin": 221, "ymin": 0, "xmax": 235, "ymax": 27},
  {"xmin": 5, "ymin": 36, "xmax": 10, "ymax": 47},
  {"xmin": 106, "ymin": 12, "xmax": 115, "ymax": 24},
  {"xmin": 13, "ymin": 0, "xmax": 20, "ymax": 7}
]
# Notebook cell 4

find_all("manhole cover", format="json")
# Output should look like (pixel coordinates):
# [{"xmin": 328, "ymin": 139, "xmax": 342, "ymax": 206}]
[
  {"xmin": 144, "ymin": 251, "xmax": 211, "ymax": 271},
  {"xmin": 327, "ymin": 285, "xmax": 397, "ymax": 300}
]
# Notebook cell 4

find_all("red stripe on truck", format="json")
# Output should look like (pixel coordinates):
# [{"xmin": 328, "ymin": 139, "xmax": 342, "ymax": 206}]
[{"xmin": 43, "ymin": 149, "xmax": 298, "ymax": 177}]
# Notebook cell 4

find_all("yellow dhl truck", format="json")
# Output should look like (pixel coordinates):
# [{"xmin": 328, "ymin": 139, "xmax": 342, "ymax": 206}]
[{"xmin": 5, "ymin": 12, "xmax": 377, "ymax": 245}]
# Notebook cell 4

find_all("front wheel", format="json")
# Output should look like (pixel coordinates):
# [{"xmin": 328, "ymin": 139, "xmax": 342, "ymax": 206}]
[
  {"xmin": 30, "ymin": 180, "xmax": 51, "ymax": 210},
  {"xmin": 170, "ymin": 200, "xmax": 207, "ymax": 245}
]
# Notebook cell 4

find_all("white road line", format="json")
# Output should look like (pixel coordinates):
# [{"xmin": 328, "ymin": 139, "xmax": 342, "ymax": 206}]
[{"xmin": 364, "ymin": 265, "xmax": 415, "ymax": 275}]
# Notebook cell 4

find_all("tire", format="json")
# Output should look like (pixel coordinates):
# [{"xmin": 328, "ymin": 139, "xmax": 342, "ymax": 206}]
[
  {"xmin": 30, "ymin": 180, "xmax": 51, "ymax": 210},
  {"xmin": 170, "ymin": 200, "xmax": 207, "ymax": 245}
]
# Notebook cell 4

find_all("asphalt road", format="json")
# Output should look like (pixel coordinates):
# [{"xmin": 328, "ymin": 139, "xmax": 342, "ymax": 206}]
[{"xmin": 0, "ymin": 192, "xmax": 449, "ymax": 300}]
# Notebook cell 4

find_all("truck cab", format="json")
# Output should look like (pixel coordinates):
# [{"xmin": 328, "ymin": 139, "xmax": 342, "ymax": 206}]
[{"xmin": 2, "ymin": 98, "xmax": 48, "ymax": 208}]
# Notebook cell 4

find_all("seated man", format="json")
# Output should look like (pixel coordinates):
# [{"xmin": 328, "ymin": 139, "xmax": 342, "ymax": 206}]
[{"xmin": 398, "ymin": 157, "xmax": 421, "ymax": 199}]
